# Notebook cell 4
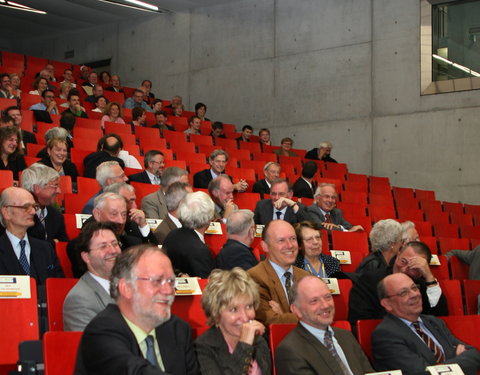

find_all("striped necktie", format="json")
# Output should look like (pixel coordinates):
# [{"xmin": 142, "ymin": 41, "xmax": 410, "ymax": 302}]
[{"xmin": 412, "ymin": 321, "xmax": 445, "ymax": 363}]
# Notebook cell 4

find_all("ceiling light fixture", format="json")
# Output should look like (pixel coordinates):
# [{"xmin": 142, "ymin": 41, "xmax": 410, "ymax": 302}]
[
  {"xmin": 0, "ymin": 1, "xmax": 46, "ymax": 14},
  {"xmin": 97, "ymin": 0, "xmax": 164, "ymax": 13},
  {"xmin": 125, "ymin": 0, "xmax": 158, "ymax": 11}
]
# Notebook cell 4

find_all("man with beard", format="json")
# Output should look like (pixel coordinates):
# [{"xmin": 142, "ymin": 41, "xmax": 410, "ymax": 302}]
[{"xmin": 75, "ymin": 244, "xmax": 198, "ymax": 375}]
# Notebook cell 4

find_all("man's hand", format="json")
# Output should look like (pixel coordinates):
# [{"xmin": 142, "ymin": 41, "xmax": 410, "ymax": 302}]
[
  {"xmin": 455, "ymin": 344, "xmax": 466, "ymax": 356},
  {"xmin": 407, "ymin": 256, "xmax": 435, "ymax": 282},
  {"xmin": 233, "ymin": 179, "xmax": 248, "ymax": 192},
  {"xmin": 223, "ymin": 199, "xmax": 236, "ymax": 219},
  {"xmin": 322, "ymin": 222, "xmax": 339, "ymax": 230},
  {"xmin": 274, "ymin": 197, "xmax": 298, "ymax": 212},
  {"xmin": 348, "ymin": 225, "xmax": 364, "ymax": 232},
  {"xmin": 47, "ymin": 100, "xmax": 58, "ymax": 113},
  {"xmin": 129, "ymin": 208, "xmax": 147, "ymax": 228},
  {"xmin": 269, "ymin": 300, "xmax": 282, "ymax": 314}
]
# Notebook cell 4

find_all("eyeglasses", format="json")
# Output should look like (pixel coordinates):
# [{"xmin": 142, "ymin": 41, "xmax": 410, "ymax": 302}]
[
  {"xmin": 46, "ymin": 184, "xmax": 60, "ymax": 190},
  {"xmin": 5, "ymin": 203, "xmax": 40, "ymax": 211},
  {"xmin": 384, "ymin": 284, "xmax": 420, "ymax": 299},
  {"xmin": 303, "ymin": 235, "xmax": 322, "ymax": 243},
  {"xmin": 135, "ymin": 276, "xmax": 177, "ymax": 288},
  {"xmin": 90, "ymin": 240, "xmax": 122, "ymax": 252}
]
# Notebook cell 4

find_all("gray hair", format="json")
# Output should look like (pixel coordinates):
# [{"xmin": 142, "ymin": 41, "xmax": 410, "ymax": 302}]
[
  {"xmin": 178, "ymin": 191, "xmax": 214, "ymax": 229},
  {"xmin": 369, "ymin": 219, "xmax": 402, "ymax": 252},
  {"xmin": 165, "ymin": 182, "xmax": 190, "ymax": 212},
  {"xmin": 44, "ymin": 127, "xmax": 69, "ymax": 143},
  {"xmin": 290, "ymin": 275, "xmax": 328, "ymax": 306},
  {"xmin": 209, "ymin": 149, "xmax": 229, "ymax": 162},
  {"xmin": 21, "ymin": 163, "xmax": 60, "ymax": 192},
  {"xmin": 263, "ymin": 161, "xmax": 280, "ymax": 173},
  {"xmin": 319, "ymin": 141, "xmax": 333, "ymax": 149},
  {"xmin": 208, "ymin": 174, "xmax": 230, "ymax": 195},
  {"xmin": 161, "ymin": 167, "xmax": 188, "ymax": 188},
  {"xmin": 314, "ymin": 182, "xmax": 337, "ymax": 197},
  {"xmin": 93, "ymin": 192, "xmax": 125, "ymax": 210},
  {"xmin": 226, "ymin": 209, "xmax": 254, "ymax": 236},
  {"xmin": 400, "ymin": 221, "xmax": 416, "ymax": 242},
  {"xmin": 96, "ymin": 161, "xmax": 120, "ymax": 188},
  {"xmin": 104, "ymin": 182, "xmax": 134, "ymax": 195},
  {"xmin": 0, "ymin": 187, "xmax": 32, "ymax": 226}
]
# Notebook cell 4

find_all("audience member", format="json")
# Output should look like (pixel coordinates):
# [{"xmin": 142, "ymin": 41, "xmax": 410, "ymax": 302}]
[
  {"xmin": 63, "ymin": 222, "xmax": 119, "ymax": 331},
  {"xmin": 217, "ymin": 209, "xmax": 258, "ymax": 271},
  {"xmin": 63, "ymin": 91, "xmax": 88, "ymax": 118},
  {"xmin": 372, "ymin": 273, "xmax": 480, "ymax": 375},
  {"xmin": 152, "ymin": 110, "xmax": 173, "ymax": 130},
  {"xmin": 210, "ymin": 121, "xmax": 226, "ymax": 138},
  {"xmin": 275, "ymin": 276, "xmax": 374, "ymax": 375},
  {"xmin": 58, "ymin": 80, "xmax": 72, "ymax": 100},
  {"xmin": 184, "ymin": 115, "xmax": 201, "ymax": 135},
  {"xmin": 39, "ymin": 137, "xmax": 78, "ymax": 182},
  {"xmin": 29, "ymin": 89, "xmax": 59, "ymax": 114},
  {"xmin": 35, "ymin": 126, "xmax": 71, "ymax": 159},
  {"xmin": 274, "ymin": 137, "xmax": 298, "ymax": 157},
  {"xmin": 75, "ymin": 244, "xmax": 198, "ymax": 375},
  {"xmin": 307, "ymin": 183, "xmax": 364, "ymax": 232},
  {"xmin": 151, "ymin": 99, "xmax": 163, "ymax": 113},
  {"xmin": 141, "ymin": 79, "xmax": 155, "ymax": 100},
  {"xmin": 446, "ymin": 245, "xmax": 480, "ymax": 280},
  {"xmin": 194, "ymin": 102, "xmax": 210, "ymax": 122},
  {"xmin": 4, "ymin": 106, "xmax": 37, "ymax": 146},
  {"xmin": 129, "ymin": 107, "xmax": 147, "ymax": 132},
  {"xmin": 248, "ymin": 220, "xmax": 310, "ymax": 325},
  {"xmin": 0, "ymin": 187, "xmax": 63, "ymax": 284},
  {"xmin": 254, "ymin": 179, "xmax": 308, "ymax": 225},
  {"xmin": 208, "ymin": 174, "xmax": 238, "ymax": 222},
  {"xmin": 258, "ymin": 128, "xmax": 271, "ymax": 146},
  {"xmin": 20, "ymin": 164, "xmax": 68, "ymax": 244},
  {"xmin": 101, "ymin": 102, "xmax": 125, "ymax": 129},
  {"xmin": 163, "ymin": 191, "xmax": 215, "ymax": 278},
  {"xmin": 356, "ymin": 219, "xmax": 402, "ymax": 273},
  {"xmin": 167, "ymin": 95, "xmax": 183, "ymax": 109},
  {"xmin": 153, "ymin": 182, "xmax": 191, "ymax": 244},
  {"xmin": 29, "ymin": 76, "xmax": 49, "ymax": 96},
  {"xmin": 0, "ymin": 125, "xmax": 27, "ymax": 181},
  {"xmin": 305, "ymin": 141, "xmax": 338, "ymax": 163},
  {"xmin": 128, "ymin": 150, "xmax": 164, "ymax": 185},
  {"xmin": 237, "ymin": 125, "xmax": 253, "ymax": 142},
  {"xmin": 142, "ymin": 166, "xmax": 189, "ymax": 219},
  {"xmin": 106, "ymin": 74, "xmax": 124, "ymax": 94},
  {"xmin": 294, "ymin": 221, "xmax": 341, "ymax": 278},
  {"xmin": 252, "ymin": 161, "xmax": 281, "ymax": 198},
  {"xmin": 85, "ymin": 84, "xmax": 105, "ymax": 103},
  {"xmin": 123, "ymin": 88, "xmax": 153, "ymax": 112},
  {"xmin": 348, "ymin": 241, "xmax": 448, "ymax": 328},
  {"xmin": 195, "ymin": 268, "xmax": 270, "ymax": 374},
  {"xmin": 44, "ymin": 64, "xmax": 56, "ymax": 82},
  {"xmin": 401, "ymin": 220, "xmax": 420, "ymax": 244},
  {"xmin": 0, "ymin": 73, "xmax": 14, "ymax": 98},
  {"xmin": 172, "ymin": 104, "xmax": 184, "ymax": 117},
  {"xmin": 292, "ymin": 161, "xmax": 318, "ymax": 199},
  {"xmin": 9, "ymin": 73, "xmax": 21, "ymax": 98},
  {"xmin": 99, "ymin": 71, "xmax": 111, "ymax": 86},
  {"xmin": 61, "ymin": 68, "xmax": 76, "ymax": 87},
  {"xmin": 92, "ymin": 95, "xmax": 108, "ymax": 113},
  {"xmin": 82, "ymin": 71, "xmax": 97, "ymax": 95},
  {"xmin": 83, "ymin": 134, "xmax": 126, "ymax": 179}
]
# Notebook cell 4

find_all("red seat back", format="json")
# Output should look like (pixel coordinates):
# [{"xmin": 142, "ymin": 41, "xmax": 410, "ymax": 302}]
[{"xmin": 46, "ymin": 278, "xmax": 78, "ymax": 331}]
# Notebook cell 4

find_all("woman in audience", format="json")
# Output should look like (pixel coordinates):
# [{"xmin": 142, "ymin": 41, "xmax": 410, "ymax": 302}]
[
  {"xmin": 195, "ymin": 268, "xmax": 271, "ymax": 375},
  {"xmin": 101, "ymin": 102, "xmax": 125, "ymax": 129},
  {"xmin": 39, "ymin": 137, "xmax": 78, "ymax": 182},
  {"xmin": 59, "ymin": 81, "xmax": 73, "ymax": 100},
  {"xmin": 294, "ymin": 221, "xmax": 341, "ymax": 278},
  {"xmin": 92, "ymin": 95, "xmax": 108, "ymax": 113},
  {"xmin": 129, "ymin": 107, "xmax": 146, "ymax": 132},
  {"xmin": 99, "ymin": 71, "xmax": 111, "ymax": 86},
  {"xmin": 29, "ymin": 77, "xmax": 49, "ymax": 96},
  {"xmin": 172, "ymin": 104, "xmax": 184, "ymax": 117},
  {"xmin": 258, "ymin": 128, "xmax": 271, "ymax": 146},
  {"xmin": 9, "ymin": 73, "xmax": 21, "ymax": 98},
  {"xmin": 0, "ymin": 125, "xmax": 27, "ymax": 181},
  {"xmin": 195, "ymin": 102, "xmax": 210, "ymax": 122},
  {"xmin": 273, "ymin": 137, "xmax": 298, "ymax": 157}
]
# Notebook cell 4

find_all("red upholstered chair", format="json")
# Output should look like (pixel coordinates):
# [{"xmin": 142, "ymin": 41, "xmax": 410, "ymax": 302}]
[
  {"xmin": 170, "ymin": 279, "xmax": 208, "ymax": 328},
  {"xmin": 430, "ymin": 255, "xmax": 450, "ymax": 280},
  {"xmin": 463, "ymin": 280, "xmax": 480, "ymax": 315},
  {"xmin": 46, "ymin": 278, "xmax": 78, "ymax": 331},
  {"xmin": 356, "ymin": 319, "xmax": 382, "ymax": 361},
  {"xmin": 331, "ymin": 231, "xmax": 369, "ymax": 255},
  {"xmin": 439, "ymin": 315, "xmax": 480, "ymax": 351},
  {"xmin": 438, "ymin": 280, "xmax": 463, "ymax": 315},
  {"xmin": 43, "ymin": 331, "xmax": 83, "ymax": 375},
  {"xmin": 449, "ymin": 255, "xmax": 470, "ymax": 281},
  {"xmin": 55, "ymin": 242, "xmax": 74, "ymax": 278},
  {"xmin": 437, "ymin": 237, "xmax": 470, "ymax": 255},
  {"xmin": 415, "ymin": 189, "xmax": 436, "ymax": 201}
]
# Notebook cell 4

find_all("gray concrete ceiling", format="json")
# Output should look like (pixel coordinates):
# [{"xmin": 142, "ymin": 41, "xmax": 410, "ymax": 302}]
[{"xmin": 0, "ymin": 0, "xmax": 239, "ymax": 40}]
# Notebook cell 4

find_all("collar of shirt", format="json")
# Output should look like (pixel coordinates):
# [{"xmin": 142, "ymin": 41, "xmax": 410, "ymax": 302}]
[
  {"xmin": 273, "ymin": 205, "xmax": 288, "ymax": 220},
  {"xmin": 88, "ymin": 271, "xmax": 111, "ymax": 294},
  {"xmin": 194, "ymin": 229, "xmax": 205, "ymax": 243},
  {"xmin": 145, "ymin": 169, "xmax": 160, "ymax": 185},
  {"xmin": 299, "ymin": 320, "xmax": 329, "ymax": 343},
  {"xmin": 210, "ymin": 169, "xmax": 219, "ymax": 179},
  {"xmin": 265, "ymin": 179, "xmax": 272, "ymax": 188},
  {"xmin": 6, "ymin": 230, "xmax": 30, "ymax": 263},
  {"xmin": 168, "ymin": 213, "xmax": 182, "ymax": 228},
  {"xmin": 301, "ymin": 176, "xmax": 313, "ymax": 188},
  {"xmin": 36, "ymin": 207, "xmax": 48, "ymax": 220}
]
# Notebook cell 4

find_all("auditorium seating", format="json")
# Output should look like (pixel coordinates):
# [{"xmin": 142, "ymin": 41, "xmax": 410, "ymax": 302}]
[
  {"xmin": 43, "ymin": 331, "xmax": 82, "ymax": 375},
  {"xmin": 45, "ymin": 278, "xmax": 78, "ymax": 331}
]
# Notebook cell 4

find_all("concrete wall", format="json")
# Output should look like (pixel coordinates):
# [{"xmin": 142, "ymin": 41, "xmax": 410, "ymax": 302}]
[{"xmin": 15, "ymin": 0, "xmax": 480, "ymax": 204}]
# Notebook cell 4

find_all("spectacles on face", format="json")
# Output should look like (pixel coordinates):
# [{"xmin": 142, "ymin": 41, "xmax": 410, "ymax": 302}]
[
  {"xmin": 135, "ymin": 276, "xmax": 177, "ymax": 288},
  {"xmin": 319, "ymin": 194, "xmax": 337, "ymax": 200},
  {"xmin": 303, "ymin": 234, "xmax": 322, "ymax": 243},
  {"xmin": 90, "ymin": 240, "xmax": 122, "ymax": 252},
  {"xmin": 384, "ymin": 284, "xmax": 420, "ymax": 299},
  {"xmin": 46, "ymin": 184, "xmax": 60, "ymax": 190},
  {"xmin": 5, "ymin": 203, "xmax": 40, "ymax": 211}
]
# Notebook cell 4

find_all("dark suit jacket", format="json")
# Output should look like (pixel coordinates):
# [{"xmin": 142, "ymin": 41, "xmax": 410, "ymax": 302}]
[
  {"xmin": 306, "ymin": 205, "xmax": 353, "ymax": 230},
  {"xmin": 194, "ymin": 326, "xmax": 271, "ymax": 375},
  {"xmin": 0, "ymin": 233, "xmax": 64, "ymax": 285},
  {"xmin": 216, "ymin": 239, "xmax": 258, "ymax": 271},
  {"xmin": 252, "ymin": 179, "xmax": 270, "ymax": 198},
  {"xmin": 163, "ymin": 228, "xmax": 214, "ymax": 278},
  {"xmin": 247, "ymin": 260, "xmax": 310, "ymax": 326},
  {"xmin": 292, "ymin": 177, "xmax": 315, "ymax": 199},
  {"xmin": 27, "ymin": 205, "xmax": 69, "ymax": 245},
  {"xmin": 275, "ymin": 323, "xmax": 373, "ymax": 375},
  {"xmin": 254, "ymin": 199, "xmax": 308, "ymax": 225},
  {"xmin": 305, "ymin": 148, "xmax": 338, "ymax": 163},
  {"xmin": 21, "ymin": 129, "xmax": 37, "ymax": 145},
  {"xmin": 128, "ymin": 170, "xmax": 152, "ymax": 184},
  {"xmin": 0, "ymin": 154, "xmax": 27, "ymax": 180},
  {"xmin": 372, "ymin": 313, "xmax": 480, "ymax": 375},
  {"xmin": 193, "ymin": 169, "xmax": 213, "ymax": 189},
  {"xmin": 75, "ymin": 304, "xmax": 199, "ymax": 375},
  {"xmin": 153, "ymin": 215, "xmax": 178, "ymax": 245},
  {"xmin": 39, "ymin": 157, "xmax": 79, "ymax": 182},
  {"xmin": 83, "ymin": 151, "xmax": 125, "ymax": 179}
]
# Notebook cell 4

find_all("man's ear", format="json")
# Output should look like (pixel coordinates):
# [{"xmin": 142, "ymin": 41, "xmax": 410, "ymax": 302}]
[
  {"xmin": 118, "ymin": 278, "xmax": 134, "ymax": 299},
  {"xmin": 261, "ymin": 240, "xmax": 269, "ymax": 254},
  {"xmin": 380, "ymin": 297, "xmax": 391, "ymax": 312},
  {"xmin": 290, "ymin": 302, "xmax": 301, "ymax": 319}
]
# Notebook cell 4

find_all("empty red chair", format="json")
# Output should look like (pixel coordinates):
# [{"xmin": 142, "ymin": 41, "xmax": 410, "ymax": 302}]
[
  {"xmin": 464, "ymin": 204, "xmax": 480, "ymax": 216},
  {"xmin": 189, "ymin": 133, "xmax": 213, "ymax": 147},
  {"xmin": 163, "ymin": 130, "xmax": 187, "ymax": 144},
  {"xmin": 442, "ymin": 201, "xmax": 464, "ymax": 216},
  {"xmin": 63, "ymin": 213, "xmax": 81, "ymax": 240},
  {"xmin": 369, "ymin": 192, "xmax": 394, "ymax": 207},
  {"xmin": 421, "ymin": 236, "xmax": 438, "ymax": 254},
  {"xmin": 43, "ymin": 331, "xmax": 83, "ymax": 375},
  {"xmin": 0, "ymin": 170, "xmax": 14, "ymax": 192},
  {"xmin": 239, "ymin": 141, "xmax": 261, "ymax": 153},
  {"xmin": 433, "ymin": 223, "xmax": 459, "ymax": 238},
  {"xmin": 46, "ymin": 278, "xmax": 78, "ymax": 331},
  {"xmin": 336, "ymin": 202, "xmax": 367, "ymax": 217},
  {"xmin": 340, "ymin": 190, "xmax": 368, "ymax": 205},
  {"xmin": 438, "ymin": 280, "xmax": 463, "ymax": 315},
  {"xmin": 440, "ymin": 315, "xmax": 480, "ymax": 351},
  {"xmin": 425, "ymin": 211, "xmax": 450, "ymax": 226},
  {"xmin": 368, "ymin": 204, "xmax": 396, "ymax": 222},
  {"xmin": 420, "ymin": 200, "xmax": 443, "ymax": 214},
  {"xmin": 463, "ymin": 280, "xmax": 480, "ymax": 315},
  {"xmin": 411, "ymin": 221, "xmax": 433, "ymax": 237},
  {"xmin": 170, "ymin": 140, "xmax": 196, "ymax": 154},
  {"xmin": 331, "ymin": 231, "xmax": 369, "ymax": 254},
  {"xmin": 396, "ymin": 207, "xmax": 424, "ymax": 222},
  {"xmin": 335, "ymin": 251, "xmax": 367, "ymax": 273},
  {"xmin": 415, "ymin": 189, "xmax": 436, "ymax": 201},
  {"xmin": 332, "ymin": 279, "xmax": 353, "ymax": 321},
  {"xmin": 449, "ymin": 212, "xmax": 473, "ymax": 226},
  {"xmin": 449, "ymin": 255, "xmax": 470, "ymax": 280},
  {"xmin": 170, "ymin": 279, "xmax": 208, "ymax": 327},
  {"xmin": 369, "ymin": 176, "xmax": 391, "ymax": 194},
  {"xmin": 392, "ymin": 186, "xmax": 415, "ymax": 201},
  {"xmin": 345, "ymin": 173, "xmax": 368, "ymax": 192},
  {"xmin": 215, "ymin": 137, "xmax": 238, "ymax": 149},
  {"xmin": 64, "ymin": 193, "xmax": 92, "ymax": 214},
  {"xmin": 75, "ymin": 117, "xmax": 102, "ymax": 130},
  {"xmin": 459, "ymin": 225, "xmax": 480, "ymax": 239},
  {"xmin": 437, "ymin": 237, "xmax": 469, "ymax": 254},
  {"xmin": 234, "ymin": 192, "xmax": 261, "ymax": 211},
  {"xmin": 252, "ymin": 152, "xmax": 277, "ymax": 163},
  {"xmin": 77, "ymin": 176, "xmax": 101, "ymax": 196}
]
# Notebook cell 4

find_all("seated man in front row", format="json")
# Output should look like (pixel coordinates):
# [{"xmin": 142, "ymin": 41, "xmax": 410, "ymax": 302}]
[
  {"xmin": 372, "ymin": 273, "xmax": 480, "ymax": 375},
  {"xmin": 75, "ymin": 245, "xmax": 198, "ymax": 375},
  {"xmin": 275, "ymin": 276, "xmax": 374, "ymax": 375},
  {"xmin": 307, "ymin": 183, "xmax": 364, "ymax": 232}
]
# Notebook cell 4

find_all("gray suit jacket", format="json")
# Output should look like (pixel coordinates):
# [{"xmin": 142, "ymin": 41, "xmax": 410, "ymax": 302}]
[
  {"xmin": 275, "ymin": 323, "xmax": 373, "ymax": 375},
  {"xmin": 153, "ymin": 215, "xmax": 179, "ymax": 245},
  {"xmin": 306, "ymin": 205, "xmax": 353, "ymax": 230},
  {"xmin": 446, "ymin": 246, "xmax": 480, "ymax": 280},
  {"xmin": 372, "ymin": 313, "xmax": 480, "ymax": 375},
  {"xmin": 63, "ymin": 272, "xmax": 113, "ymax": 331},
  {"xmin": 141, "ymin": 189, "xmax": 168, "ymax": 220}
]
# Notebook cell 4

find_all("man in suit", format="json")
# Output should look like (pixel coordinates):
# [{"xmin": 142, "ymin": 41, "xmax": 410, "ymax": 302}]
[
  {"xmin": 217, "ymin": 209, "xmax": 258, "ymax": 271},
  {"xmin": 372, "ymin": 273, "xmax": 480, "ymax": 375},
  {"xmin": 0, "ymin": 187, "xmax": 63, "ymax": 285},
  {"xmin": 446, "ymin": 245, "xmax": 480, "ymax": 280},
  {"xmin": 348, "ymin": 241, "xmax": 448, "ymax": 329},
  {"xmin": 21, "ymin": 163, "xmax": 69, "ymax": 244},
  {"xmin": 83, "ymin": 134, "xmax": 126, "ymax": 180},
  {"xmin": 252, "ymin": 161, "xmax": 281, "ymax": 198},
  {"xmin": 305, "ymin": 141, "xmax": 338, "ymax": 163},
  {"xmin": 307, "ymin": 183, "xmax": 364, "ymax": 232},
  {"xmin": 254, "ymin": 179, "xmax": 308, "ymax": 225},
  {"xmin": 5, "ymin": 106, "xmax": 37, "ymax": 146},
  {"xmin": 276, "ymin": 276, "xmax": 374, "ymax": 375},
  {"xmin": 75, "ymin": 244, "xmax": 198, "ymax": 375},
  {"xmin": 141, "ymin": 166, "xmax": 189, "ymax": 219},
  {"xmin": 208, "ymin": 174, "xmax": 238, "ymax": 222},
  {"xmin": 248, "ymin": 220, "xmax": 310, "ymax": 326},
  {"xmin": 63, "ymin": 222, "xmax": 120, "ymax": 331},
  {"xmin": 153, "ymin": 182, "xmax": 191, "ymax": 244},
  {"xmin": 105, "ymin": 74, "xmax": 125, "ymax": 95},
  {"xmin": 193, "ymin": 149, "xmax": 248, "ymax": 192},
  {"xmin": 163, "ymin": 191, "xmax": 215, "ymax": 278},
  {"xmin": 292, "ymin": 161, "xmax": 317, "ymax": 199}
]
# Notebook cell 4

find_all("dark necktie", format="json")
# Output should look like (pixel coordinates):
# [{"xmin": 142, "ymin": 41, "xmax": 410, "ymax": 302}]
[
  {"xmin": 19, "ymin": 239, "xmax": 30, "ymax": 275},
  {"xmin": 412, "ymin": 322, "xmax": 445, "ymax": 363},
  {"xmin": 284, "ymin": 271, "xmax": 292, "ymax": 303},
  {"xmin": 145, "ymin": 335, "xmax": 159, "ymax": 367},
  {"xmin": 275, "ymin": 211, "xmax": 282, "ymax": 220},
  {"xmin": 324, "ymin": 329, "xmax": 350, "ymax": 375},
  {"xmin": 325, "ymin": 213, "xmax": 331, "ymax": 223}
]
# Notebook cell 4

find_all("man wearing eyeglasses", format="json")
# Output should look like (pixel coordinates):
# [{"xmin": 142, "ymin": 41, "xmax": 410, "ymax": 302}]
[
  {"xmin": 63, "ymin": 222, "xmax": 120, "ymax": 331},
  {"xmin": 372, "ymin": 273, "xmax": 480, "ymax": 375},
  {"xmin": 29, "ymin": 89, "xmax": 59, "ymax": 115},
  {"xmin": 75, "ymin": 244, "xmax": 198, "ymax": 375},
  {"xmin": 0, "ymin": 187, "xmax": 63, "ymax": 285}
]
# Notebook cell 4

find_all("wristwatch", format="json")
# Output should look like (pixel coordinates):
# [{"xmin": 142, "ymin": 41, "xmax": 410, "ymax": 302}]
[{"xmin": 424, "ymin": 278, "xmax": 438, "ymax": 286}]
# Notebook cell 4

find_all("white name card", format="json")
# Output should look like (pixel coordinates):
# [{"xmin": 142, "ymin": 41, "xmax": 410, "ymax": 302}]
[
  {"xmin": 146, "ymin": 218, "xmax": 162, "ymax": 230},
  {"xmin": 0, "ymin": 275, "xmax": 31, "ymax": 298},
  {"xmin": 430, "ymin": 254, "xmax": 440, "ymax": 266},
  {"xmin": 175, "ymin": 277, "xmax": 202, "ymax": 296},
  {"xmin": 75, "ymin": 214, "xmax": 92, "ymax": 229},
  {"xmin": 330, "ymin": 250, "xmax": 352, "ymax": 264},
  {"xmin": 426, "ymin": 363, "xmax": 464, "ymax": 375},
  {"xmin": 366, "ymin": 371, "xmax": 402, "ymax": 375},
  {"xmin": 205, "ymin": 221, "xmax": 223, "ymax": 235},
  {"xmin": 323, "ymin": 277, "xmax": 340, "ymax": 295},
  {"xmin": 255, "ymin": 225, "xmax": 265, "ymax": 238}
]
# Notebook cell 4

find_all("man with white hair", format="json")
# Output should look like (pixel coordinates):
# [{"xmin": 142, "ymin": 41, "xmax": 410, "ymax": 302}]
[
  {"xmin": 305, "ymin": 141, "xmax": 338, "ymax": 163},
  {"xmin": 401, "ymin": 220, "xmax": 420, "ymax": 244},
  {"xmin": 75, "ymin": 244, "xmax": 198, "ymax": 375},
  {"xmin": 252, "ymin": 162, "xmax": 281, "ymax": 198},
  {"xmin": 162, "ymin": 191, "xmax": 215, "ymax": 278}
]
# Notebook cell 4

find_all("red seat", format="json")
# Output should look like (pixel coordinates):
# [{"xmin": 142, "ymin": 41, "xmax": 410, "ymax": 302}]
[
  {"xmin": 356, "ymin": 319, "xmax": 382, "ymax": 361},
  {"xmin": 64, "ymin": 193, "xmax": 92, "ymax": 214},
  {"xmin": 411, "ymin": 221, "xmax": 433, "ymax": 237},
  {"xmin": 204, "ymin": 224, "xmax": 227, "ymax": 257},
  {"xmin": 449, "ymin": 255, "xmax": 470, "ymax": 281},
  {"xmin": 64, "ymin": 213, "xmax": 81, "ymax": 240},
  {"xmin": 234, "ymin": 192, "xmax": 261, "ymax": 211},
  {"xmin": 130, "ymin": 182, "xmax": 158, "ymax": 208},
  {"xmin": 171, "ymin": 141, "xmax": 196, "ymax": 154},
  {"xmin": 421, "ymin": 236, "xmax": 438, "ymax": 254},
  {"xmin": 45, "ymin": 278, "xmax": 78, "ymax": 331},
  {"xmin": 0, "ymin": 170, "xmax": 14, "ymax": 192},
  {"xmin": 420, "ymin": 200, "xmax": 443, "ymax": 215},
  {"xmin": 396, "ymin": 207, "xmax": 424, "ymax": 222},
  {"xmin": 239, "ymin": 141, "xmax": 261, "ymax": 153},
  {"xmin": 430, "ymin": 255, "xmax": 449, "ymax": 280},
  {"xmin": 392, "ymin": 186, "xmax": 415, "ymax": 201},
  {"xmin": 437, "ymin": 237, "xmax": 470, "ymax": 255},
  {"xmin": 367, "ymin": 204, "xmax": 396, "ymax": 222},
  {"xmin": 74, "ymin": 127, "xmax": 103, "ymax": 140},
  {"xmin": 43, "ymin": 331, "xmax": 83, "ymax": 375},
  {"xmin": 345, "ymin": 173, "xmax": 368, "ymax": 192},
  {"xmin": 332, "ymin": 279, "xmax": 353, "ymax": 321},
  {"xmin": 163, "ymin": 130, "xmax": 187, "ymax": 144},
  {"xmin": 73, "ymin": 138, "xmax": 97, "ymax": 152},
  {"xmin": 55, "ymin": 242, "xmax": 74, "ymax": 278},
  {"xmin": 459, "ymin": 225, "xmax": 480, "ymax": 239},
  {"xmin": 170, "ymin": 279, "xmax": 208, "ymax": 327},
  {"xmin": 335, "ymin": 202, "xmax": 367, "ymax": 217},
  {"xmin": 368, "ymin": 192, "xmax": 394, "ymax": 207},
  {"xmin": 215, "ymin": 137, "xmax": 238, "ymax": 149},
  {"xmin": 433, "ymin": 223, "xmax": 459, "ymax": 238},
  {"xmin": 0, "ymin": 97, "xmax": 16, "ymax": 110},
  {"xmin": 333, "ymin": 251, "xmax": 367, "ymax": 273},
  {"xmin": 439, "ymin": 279, "xmax": 463, "ymax": 315},
  {"xmin": 464, "ymin": 204, "xmax": 480, "ymax": 216},
  {"xmin": 189, "ymin": 133, "xmax": 213, "ymax": 147},
  {"xmin": 252, "ymin": 152, "xmax": 277, "ymax": 163},
  {"xmin": 426, "ymin": 211, "xmax": 450, "ymax": 226},
  {"xmin": 340, "ymin": 190, "xmax": 367, "ymax": 205},
  {"xmin": 449, "ymin": 212, "xmax": 474, "ymax": 226},
  {"xmin": 442, "ymin": 201, "xmax": 464, "ymax": 216},
  {"xmin": 104, "ymin": 121, "xmax": 132, "ymax": 135},
  {"xmin": 463, "ymin": 280, "xmax": 480, "ymax": 315},
  {"xmin": 369, "ymin": 176, "xmax": 391, "ymax": 194},
  {"xmin": 440, "ymin": 315, "xmax": 480, "ymax": 351},
  {"xmin": 331, "ymin": 231, "xmax": 369, "ymax": 255},
  {"xmin": 75, "ymin": 117, "xmax": 102, "ymax": 130},
  {"xmin": 77, "ymin": 176, "xmax": 101, "ymax": 196},
  {"xmin": 164, "ymin": 159, "xmax": 187, "ymax": 169}
]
